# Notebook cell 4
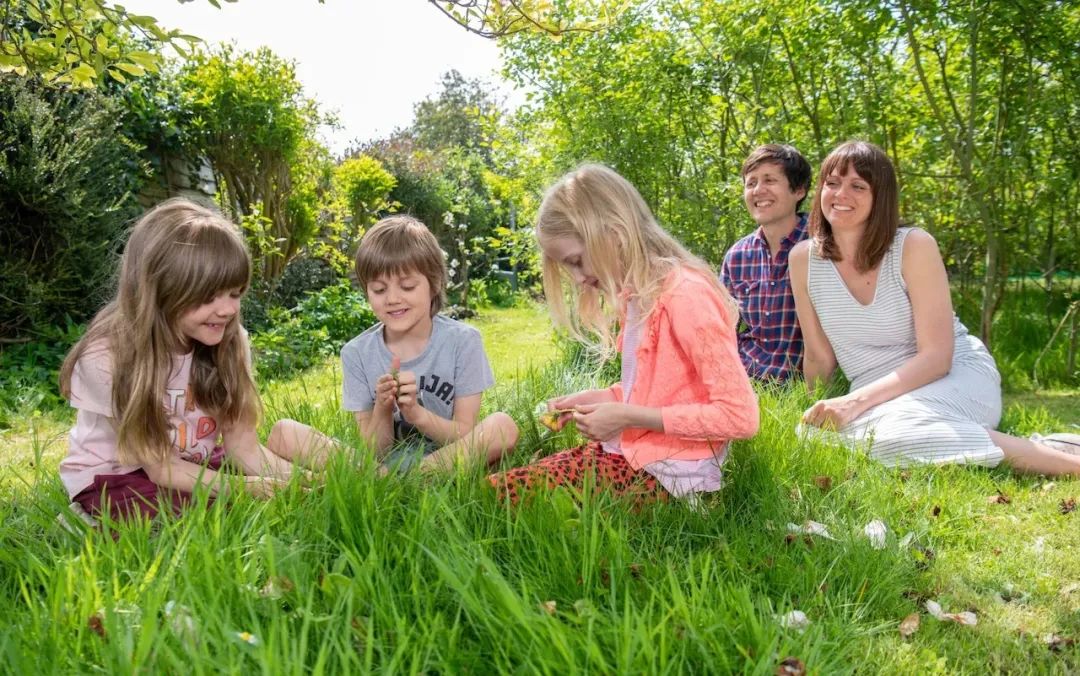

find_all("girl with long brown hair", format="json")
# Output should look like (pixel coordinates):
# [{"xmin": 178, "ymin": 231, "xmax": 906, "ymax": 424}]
[{"xmin": 59, "ymin": 198, "xmax": 305, "ymax": 522}]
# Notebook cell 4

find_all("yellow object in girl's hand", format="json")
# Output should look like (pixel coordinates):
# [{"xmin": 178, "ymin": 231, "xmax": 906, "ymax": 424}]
[{"xmin": 537, "ymin": 405, "xmax": 575, "ymax": 432}]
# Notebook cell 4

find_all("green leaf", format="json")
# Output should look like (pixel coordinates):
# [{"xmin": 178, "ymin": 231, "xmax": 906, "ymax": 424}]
[
  {"xmin": 68, "ymin": 62, "xmax": 97, "ymax": 86},
  {"xmin": 113, "ymin": 62, "xmax": 145, "ymax": 77}
]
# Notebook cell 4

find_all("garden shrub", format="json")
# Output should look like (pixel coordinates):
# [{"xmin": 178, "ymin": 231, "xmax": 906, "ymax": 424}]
[
  {"xmin": 271, "ymin": 256, "xmax": 341, "ymax": 311},
  {"xmin": 0, "ymin": 319, "xmax": 85, "ymax": 427},
  {"xmin": 0, "ymin": 77, "xmax": 145, "ymax": 339},
  {"xmin": 250, "ymin": 281, "xmax": 377, "ymax": 380}
]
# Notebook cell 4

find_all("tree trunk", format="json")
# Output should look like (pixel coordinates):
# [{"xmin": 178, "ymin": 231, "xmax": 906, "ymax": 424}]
[{"xmin": 980, "ymin": 225, "xmax": 1001, "ymax": 348}]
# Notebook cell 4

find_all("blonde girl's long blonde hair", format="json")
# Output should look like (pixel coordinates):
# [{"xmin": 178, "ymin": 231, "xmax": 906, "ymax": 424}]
[
  {"xmin": 59, "ymin": 198, "xmax": 260, "ymax": 466},
  {"xmin": 536, "ymin": 163, "xmax": 736, "ymax": 356}
]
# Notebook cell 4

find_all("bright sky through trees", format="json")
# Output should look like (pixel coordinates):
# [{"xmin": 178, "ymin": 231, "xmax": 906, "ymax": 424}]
[{"xmin": 121, "ymin": 0, "xmax": 514, "ymax": 154}]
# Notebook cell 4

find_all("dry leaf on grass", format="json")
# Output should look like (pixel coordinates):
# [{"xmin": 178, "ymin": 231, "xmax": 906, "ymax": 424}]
[
  {"xmin": 813, "ymin": 476, "xmax": 833, "ymax": 491},
  {"xmin": 1045, "ymin": 634, "xmax": 1077, "ymax": 652},
  {"xmin": 539, "ymin": 600, "xmax": 557, "ymax": 615},
  {"xmin": 88, "ymin": 613, "xmax": 106, "ymax": 639},
  {"xmin": 259, "ymin": 575, "xmax": 295, "ymax": 599},
  {"xmin": 864, "ymin": 520, "xmax": 887, "ymax": 549},
  {"xmin": 987, "ymin": 491, "xmax": 1011, "ymax": 505},
  {"xmin": 898, "ymin": 612, "xmax": 920, "ymax": 638},
  {"xmin": 786, "ymin": 521, "xmax": 835, "ymax": 540},
  {"xmin": 776, "ymin": 657, "xmax": 806, "ymax": 676},
  {"xmin": 1059, "ymin": 498, "xmax": 1076, "ymax": 515},
  {"xmin": 779, "ymin": 610, "xmax": 809, "ymax": 632},
  {"xmin": 925, "ymin": 600, "xmax": 977, "ymax": 626},
  {"xmin": 931, "ymin": 505, "xmax": 942, "ymax": 517}
]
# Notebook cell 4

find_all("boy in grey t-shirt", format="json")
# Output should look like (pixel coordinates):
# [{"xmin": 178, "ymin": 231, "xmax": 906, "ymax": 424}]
[
  {"xmin": 338, "ymin": 215, "xmax": 519, "ymax": 473},
  {"xmin": 341, "ymin": 314, "xmax": 495, "ymax": 469}
]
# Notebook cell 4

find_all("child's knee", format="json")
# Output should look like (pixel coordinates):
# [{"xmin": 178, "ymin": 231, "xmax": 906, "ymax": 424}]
[
  {"xmin": 486, "ymin": 412, "xmax": 520, "ymax": 448},
  {"xmin": 268, "ymin": 418, "xmax": 305, "ymax": 454}
]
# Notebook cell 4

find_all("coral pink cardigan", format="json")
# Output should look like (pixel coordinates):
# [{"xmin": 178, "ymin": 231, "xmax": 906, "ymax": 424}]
[{"xmin": 606, "ymin": 267, "xmax": 759, "ymax": 469}]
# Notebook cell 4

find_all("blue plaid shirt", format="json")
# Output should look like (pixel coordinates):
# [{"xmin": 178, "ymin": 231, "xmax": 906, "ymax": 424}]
[{"xmin": 720, "ymin": 214, "xmax": 808, "ymax": 381}]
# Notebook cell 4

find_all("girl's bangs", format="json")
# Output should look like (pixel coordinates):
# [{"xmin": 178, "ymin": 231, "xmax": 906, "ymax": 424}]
[{"xmin": 175, "ymin": 225, "xmax": 251, "ymax": 307}]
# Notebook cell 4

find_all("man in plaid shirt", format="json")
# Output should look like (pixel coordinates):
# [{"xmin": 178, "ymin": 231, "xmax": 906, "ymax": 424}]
[{"xmin": 721, "ymin": 144, "xmax": 812, "ymax": 381}]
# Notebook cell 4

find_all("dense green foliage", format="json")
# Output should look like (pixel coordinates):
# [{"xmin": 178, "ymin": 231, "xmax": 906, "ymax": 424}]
[
  {"xmin": 500, "ymin": 0, "xmax": 1080, "ymax": 345},
  {"xmin": 0, "ymin": 77, "xmax": 144, "ymax": 340},
  {"xmin": 249, "ymin": 282, "xmax": 376, "ymax": 381}
]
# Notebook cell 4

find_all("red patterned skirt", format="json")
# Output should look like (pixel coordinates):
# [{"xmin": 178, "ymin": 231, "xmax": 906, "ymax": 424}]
[{"xmin": 488, "ymin": 441, "xmax": 667, "ymax": 505}]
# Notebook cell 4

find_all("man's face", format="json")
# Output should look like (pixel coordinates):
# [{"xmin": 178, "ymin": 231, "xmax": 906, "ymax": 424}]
[{"xmin": 742, "ymin": 161, "xmax": 806, "ymax": 228}]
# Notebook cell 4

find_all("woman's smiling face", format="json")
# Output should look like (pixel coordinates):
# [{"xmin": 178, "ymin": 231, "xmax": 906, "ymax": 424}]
[{"xmin": 820, "ymin": 165, "xmax": 873, "ymax": 231}]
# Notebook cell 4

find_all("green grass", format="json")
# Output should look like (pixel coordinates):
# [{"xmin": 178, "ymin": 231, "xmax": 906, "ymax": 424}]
[{"xmin": 1, "ymin": 303, "xmax": 1078, "ymax": 673}]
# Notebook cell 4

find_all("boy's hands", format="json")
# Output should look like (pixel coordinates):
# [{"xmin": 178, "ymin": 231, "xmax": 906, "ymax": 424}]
[
  {"xmin": 395, "ymin": 370, "xmax": 421, "ymax": 423},
  {"xmin": 375, "ymin": 355, "xmax": 423, "ymax": 423},
  {"xmin": 374, "ymin": 356, "xmax": 401, "ymax": 410}
]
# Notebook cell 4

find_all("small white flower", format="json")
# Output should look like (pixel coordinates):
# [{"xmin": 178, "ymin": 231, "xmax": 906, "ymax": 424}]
[
  {"xmin": 236, "ymin": 631, "xmax": 260, "ymax": 645},
  {"xmin": 450, "ymin": 259, "xmax": 460, "ymax": 268},
  {"xmin": 448, "ymin": 268, "xmax": 457, "ymax": 278}
]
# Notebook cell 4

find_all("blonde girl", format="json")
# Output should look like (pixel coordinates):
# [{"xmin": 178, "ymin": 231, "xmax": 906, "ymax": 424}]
[
  {"xmin": 59, "ymin": 199, "xmax": 304, "ymax": 522},
  {"xmin": 488, "ymin": 164, "xmax": 760, "ymax": 503}
]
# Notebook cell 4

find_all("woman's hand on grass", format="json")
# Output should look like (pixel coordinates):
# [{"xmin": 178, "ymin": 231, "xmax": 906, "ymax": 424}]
[
  {"xmin": 801, "ymin": 395, "xmax": 863, "ymax": 431},
  {"xmin": 573, "ymin": 402, "xmax": 627, "ymax": 442}
]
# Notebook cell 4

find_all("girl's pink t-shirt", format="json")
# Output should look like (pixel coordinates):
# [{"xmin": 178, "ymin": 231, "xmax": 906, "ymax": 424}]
[{"xmin": 59, "ymin": 344, "xmax": 222, "ymax": 498}]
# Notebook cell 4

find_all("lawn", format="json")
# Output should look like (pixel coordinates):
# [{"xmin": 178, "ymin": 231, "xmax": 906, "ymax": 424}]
[{"xmin": 0, "ymin": 303, "xmax": 1077, "ymax": 673}]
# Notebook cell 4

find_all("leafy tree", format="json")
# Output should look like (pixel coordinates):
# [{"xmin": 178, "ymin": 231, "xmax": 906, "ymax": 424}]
[
  {"xmin": 896, "ymin": 0, "xmax": 1080, "ymax": 345},
  {"xmin": 0, "ymin": 0, "xmax": 203, "ymax": 87},
  {"xmin": 179, "ymin": 45, "xmax": 330, "ymax": 282},
  {"xmin": 413, "ymin": 70, "xmax": 500, "ymax": 164},
  {"xmin": 333, "ymin": 155, "xmax": 396, "ymax": 229},
  {"xmin": 500, "ymin": 0, "xmax": 1078, "ymax": 347},
  {"xmin": 428, "ymin": 0, "xmax": 633, "ymax": 38}
]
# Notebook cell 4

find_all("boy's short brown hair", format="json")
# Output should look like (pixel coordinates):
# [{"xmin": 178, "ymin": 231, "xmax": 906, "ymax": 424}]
[{"xmin": 354, "ymin": 215, "xmax": 447, "ymax": 316}]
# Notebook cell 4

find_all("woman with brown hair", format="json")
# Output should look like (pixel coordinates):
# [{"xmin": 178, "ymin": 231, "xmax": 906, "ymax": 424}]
[{"xmin": 789, "ymin": 141, "xmax": 1079, "ymax": 475}]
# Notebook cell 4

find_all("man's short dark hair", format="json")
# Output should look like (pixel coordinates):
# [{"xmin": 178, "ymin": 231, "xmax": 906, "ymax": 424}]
[{"xmin": 741, "ymin": 144, "xmax": 812, "ymax": 210}]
